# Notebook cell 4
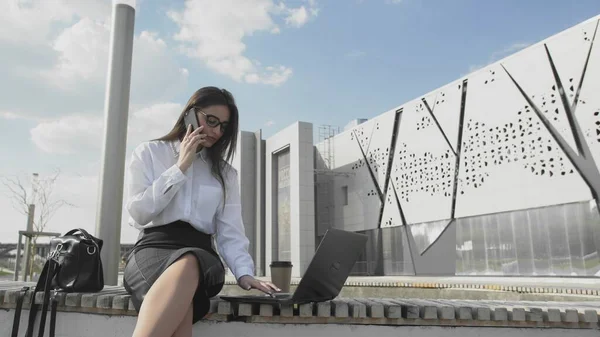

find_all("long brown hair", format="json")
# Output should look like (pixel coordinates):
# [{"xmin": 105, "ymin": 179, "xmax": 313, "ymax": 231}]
[{"xmin": 156, "ymin": 86, "xmax": 239, "ymax": 204}]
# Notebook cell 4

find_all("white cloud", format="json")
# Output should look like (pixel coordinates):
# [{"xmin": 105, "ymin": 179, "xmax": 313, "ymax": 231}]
[
  {"xmin": 2, "ymin": 0, "xmax": 186, "ymax": 107},
  {"xmin": 42, "ymin": 18, "xmax": 111, "ymax": 89},
  {"xmin": 345, "ymin": 50, "xmax": 366, "ymax": 60},
  {"xmin": 167, "ymin": 0, "xmax": 318, "ymax": 86},
  {"xmin": 1, "ymin": 111, "xmax": 28, "ymax": 120},
  {"xmin": 129, "ymin": 32, "xmax": 190, "ymax": 102},
  {"xmin": 0, "ymin": 0, "xmax": 111, "ymax": 45},
  {"xmin": 285, "ymin": 6, "xmax": 309, "ymax": 28},
  {"xmin": 467, "ymin": 42, "xmax": 531, "ymax": 73},
  {"xmin": 36, "ymin": 18, "xmax": 188, "ymax": 102},
  {"xmin": 488, "ymin": 42, "xmax": 531, "ymax": 64},
  {"xmin": 30, "ymin": 102, "xmax": 183, "ymax": 155},
  {"xmin": 385, "ymin": 0, "xmax": 403, "ymax": 4},
  {"xmin": 128, "ymin": 102, "xmax": 184, "ymax": 144},
  {"xmin": 30, "ymin": 115, "xmax": 104, "ymax": 155},
  {"xmin": 265, "ymin": 120, "xmax": 276, "ymax": 127}
]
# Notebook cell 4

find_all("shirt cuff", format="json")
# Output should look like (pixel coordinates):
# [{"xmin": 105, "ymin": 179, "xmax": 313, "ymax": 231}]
[
  {"xmin": 234, "ymin": 266, "xmax": 255, "ymax": 282},
  {"xmin": 165, "ymin": 164, "xmax": 186, "ymax": 184}
]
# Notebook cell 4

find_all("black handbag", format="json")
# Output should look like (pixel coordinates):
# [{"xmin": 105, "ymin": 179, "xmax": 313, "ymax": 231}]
[{"xmin": 11, "ymin": 228, "xmax": 105, "ymax": 337}]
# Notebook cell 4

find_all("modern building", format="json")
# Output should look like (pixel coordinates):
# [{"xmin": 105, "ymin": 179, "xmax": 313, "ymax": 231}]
[{"xmin": 232, "ymin": 14, "xmax": 600, "ymax": 278}]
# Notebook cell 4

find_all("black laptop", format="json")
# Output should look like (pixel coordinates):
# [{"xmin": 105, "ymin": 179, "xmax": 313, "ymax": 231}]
[{"xmin": 220, "ymin": 228, "xmax": 368, "ymax": 305}]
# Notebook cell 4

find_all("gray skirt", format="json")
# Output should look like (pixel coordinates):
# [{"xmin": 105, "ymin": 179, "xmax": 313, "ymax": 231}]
[{"xmin": 123, "ymin": 221, "xmax": 225, "ymax": 323}]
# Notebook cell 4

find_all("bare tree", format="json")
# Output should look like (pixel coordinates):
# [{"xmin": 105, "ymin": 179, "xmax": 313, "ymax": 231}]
[{"xmin": 1, "ymin": 169, "xmax": 75, "ymax": 278}]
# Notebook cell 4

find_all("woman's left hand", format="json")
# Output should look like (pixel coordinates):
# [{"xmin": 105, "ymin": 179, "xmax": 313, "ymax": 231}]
[{"xmin": 238, "ymin": 275, "xmax": 281, "ymax": 295}]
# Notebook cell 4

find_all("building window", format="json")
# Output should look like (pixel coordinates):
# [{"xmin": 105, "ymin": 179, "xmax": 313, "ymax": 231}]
[
  {"xmin": 342, "ymin": 185, "xmax": 348, "ymax": 206},
  {"xmin": 275, "ymin": 148, "xmax": 291, "ymax": 261}
]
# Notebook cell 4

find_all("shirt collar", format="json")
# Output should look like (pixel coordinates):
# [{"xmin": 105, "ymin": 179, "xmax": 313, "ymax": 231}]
[{"xmin": 169, "ymin": 140, "xmax": 208, "ymax": 163}]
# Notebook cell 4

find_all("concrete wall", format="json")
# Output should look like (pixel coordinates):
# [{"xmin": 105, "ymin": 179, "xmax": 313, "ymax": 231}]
[
  {"xmin": 2, "ymin": 311, "xmax": 597, "ymax": 337},
  {"xmin": 314, "ymin": 15, "xmax": 600, "ymax": 277},
  {"xmin": 265, "ymin": 122, "xmax": 315, "ymax": 277}
]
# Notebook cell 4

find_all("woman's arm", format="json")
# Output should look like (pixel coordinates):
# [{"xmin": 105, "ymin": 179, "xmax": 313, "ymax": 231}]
[
  {"xmin": 125, "ymin": 143, "xmax": 188, "ymax": 226},
  {"xmin": 214, "ymin": 167, "xmax": 255, "ymax": 281}
]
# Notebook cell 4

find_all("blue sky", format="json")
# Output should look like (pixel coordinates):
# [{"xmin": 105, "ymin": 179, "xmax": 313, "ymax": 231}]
[
  {"xmin": 1, "ymin": 0, "xmax": 599, "ymax": 243},
  {"xmin": 143, "ymin": 0, "xmax": 600, "ymax": 136}
]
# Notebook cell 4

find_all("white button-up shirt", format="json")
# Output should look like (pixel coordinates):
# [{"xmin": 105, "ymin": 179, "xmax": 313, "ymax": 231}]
[{"xmin": 125, "ymin": 139, "xmax": 254, "ymax": 281}]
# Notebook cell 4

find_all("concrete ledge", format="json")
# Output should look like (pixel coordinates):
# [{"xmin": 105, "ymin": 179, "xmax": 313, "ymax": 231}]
[
  {"xmin": 217, "ymin": 276, "xmax": 600, "ymax": 303},
  {"xmin": 222, "ymin": 276, "xmax": 600, "ymax": 297},
  {"xmin": 2, "ymin": 282, "xmax": 599, "ymax": 330}
]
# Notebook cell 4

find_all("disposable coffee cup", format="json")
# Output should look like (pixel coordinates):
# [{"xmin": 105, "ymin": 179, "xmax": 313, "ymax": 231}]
[{"xmin": 270, "ymin": 261, "xmax": 293, "ymax": 293}]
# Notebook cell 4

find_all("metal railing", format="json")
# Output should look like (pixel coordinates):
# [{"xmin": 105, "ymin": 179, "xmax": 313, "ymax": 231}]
[{"xmin": 13, "ymin": 230, "xmax": 61, "ymax": 281}]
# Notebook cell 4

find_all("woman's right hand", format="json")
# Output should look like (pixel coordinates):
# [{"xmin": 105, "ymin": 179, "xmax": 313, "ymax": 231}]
[{"xmin": 177, "ymin": 124, "xmax": 205, "ymax": 172}]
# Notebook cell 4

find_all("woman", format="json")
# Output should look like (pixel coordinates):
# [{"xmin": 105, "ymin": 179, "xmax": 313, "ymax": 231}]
[{"xmin": 123, "ymin": 87, "xmax": 280, "ymax": 337}]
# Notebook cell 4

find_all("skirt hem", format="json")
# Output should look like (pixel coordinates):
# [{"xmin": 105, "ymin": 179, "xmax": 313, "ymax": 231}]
[{"xmin": 124, "ymin": 246, "xmax": 225, "ymax": 324}]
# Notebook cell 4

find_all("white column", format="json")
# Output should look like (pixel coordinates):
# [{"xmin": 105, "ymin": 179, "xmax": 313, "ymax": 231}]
[
  {"xmin": 95, "ymin": 1, "xmax": 136, "ymax": 286},
  {"xmin": 255, "ymin": 129, "xmax": 264, "ymax": 276}
]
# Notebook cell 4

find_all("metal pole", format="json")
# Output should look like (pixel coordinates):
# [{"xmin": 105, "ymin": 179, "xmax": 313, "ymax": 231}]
[
  {"xmin": 95, "ymin": 1, "xmax": 136, "ymax": 286},
  {"xmin": 14, "ymin": 233, "xmax": 22, "ymax": 281},
  {"xmin": 22, "ymin": 204, "xmax": 35, "ymax": 281},
  {"xmin": 22, "ymin": 173, "xmax": 38, "ymax": 282}
]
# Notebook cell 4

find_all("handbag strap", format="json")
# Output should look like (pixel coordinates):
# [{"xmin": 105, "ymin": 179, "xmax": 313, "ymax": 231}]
[
  {"xmin": 63, "ymin": 228, "xmax": 103, "ymax": 251},
  {"xmin": 49, "ymin": 298, "xmax": 58, "ymax": 337},
  {"xmin": 24, "ymin": 260, "xmax": 48, "ymax": 337},
  {"xmin": 23, "ymin": 258, "xmax": 59, "ymax": 337},
  {"xmin": 36, "ymin": 260, "xmax": 56, "ymax": 337},
  {"xmin": 11, "ymin": 286, "xmax": 29, "ymax": 337},
  {"xmin": 63, "ymin": 228, "xmax": 91, "ymax": 240}
]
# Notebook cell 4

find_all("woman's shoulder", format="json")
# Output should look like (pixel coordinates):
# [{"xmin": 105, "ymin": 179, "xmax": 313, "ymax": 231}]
[
  {"xmin": 220, "ymin": 160, "xmax": 239, "ymax": 180},
  {"xmin": 133, "ymin": 139, "xmax": 175, "ymax": 157}
]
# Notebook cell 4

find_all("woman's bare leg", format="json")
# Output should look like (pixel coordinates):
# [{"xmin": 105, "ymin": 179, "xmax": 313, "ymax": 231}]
[
  {"xmin": 171, "ymin": 304, "xmax": 193, "ymax": 337},
  {"xmin": 132, "ymin": 254, "xmax": 199, "ymax": 337}
]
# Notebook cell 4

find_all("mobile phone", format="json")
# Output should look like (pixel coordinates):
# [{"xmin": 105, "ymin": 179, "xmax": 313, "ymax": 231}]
[{"xmin": 183, "ymin": 108, "xmax": 200, "ymax": 131}]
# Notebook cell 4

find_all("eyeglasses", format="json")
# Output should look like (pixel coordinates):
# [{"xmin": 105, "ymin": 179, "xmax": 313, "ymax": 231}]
[{"xmin": 195, "ymin": 108, "xmax": 229, "ymax": 133}]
